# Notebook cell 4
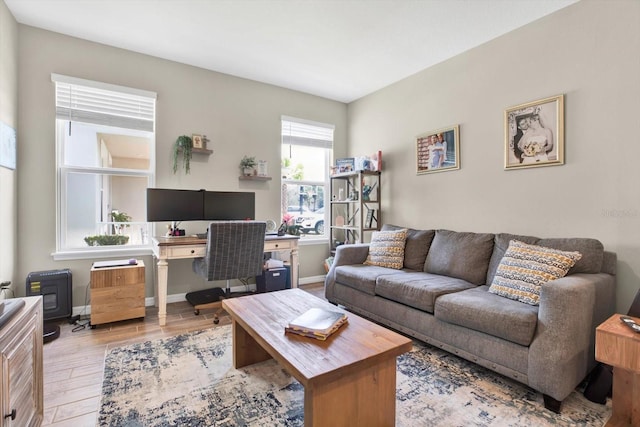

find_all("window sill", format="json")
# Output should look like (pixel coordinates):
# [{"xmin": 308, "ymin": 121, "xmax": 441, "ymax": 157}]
[
  {"xmin": 52, "ymin": 246, "xmax": 153, "ymax": 261},
  {"xmin": 295, "ymin": 237, "xmax": 330, "ymax": 247}
]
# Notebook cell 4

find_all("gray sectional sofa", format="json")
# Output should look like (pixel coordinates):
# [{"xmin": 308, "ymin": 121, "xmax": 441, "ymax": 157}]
[{"xmin": 324, "ymin": 225, "xmax": 617, "ymax": 412}]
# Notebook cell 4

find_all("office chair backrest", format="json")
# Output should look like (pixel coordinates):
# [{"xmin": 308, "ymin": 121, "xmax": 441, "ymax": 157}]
[{"xmin": 198, "ymin": 221, "xmax": 266, "ymax": 281}]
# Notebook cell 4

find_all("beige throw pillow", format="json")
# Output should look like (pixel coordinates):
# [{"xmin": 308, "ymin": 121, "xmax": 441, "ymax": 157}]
[
  {"xmin": 364, "ymin": 229, "xmax": 408, "ymax": 269},
  {"xmin": 489, "ymin": 240, "xmax": 582, "ymax": 305}
]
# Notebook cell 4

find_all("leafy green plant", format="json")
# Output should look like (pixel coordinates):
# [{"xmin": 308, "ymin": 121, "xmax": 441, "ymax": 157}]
[
  {"xmin": 240, "ymin": 155, "xmax": 257, "ymax": 175},
  {"xmin": 110, "ymin": 210, "xmax": 131, "ymax": 234},
  {"xmin": 84, "ymin": 235, "xmax": 130, "ymax": 246},
  {"xmin": 173, "ymin": 135, "xmax": 193, "ymax": 174}
]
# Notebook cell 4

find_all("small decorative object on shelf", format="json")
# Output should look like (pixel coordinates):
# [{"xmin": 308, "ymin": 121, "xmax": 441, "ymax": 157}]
[
  {"xmin": 172, "ymin": 135, "xmax": 193, "ymax": 174},
  {"xmin": 240, "ymin": 155, "xmax": 257, "ymax": 176},
  {"xmin": 257, "ymin": 160, "xmax": 268, "ymax": 176},
  {"xmin": 192, "ymin": 134, "xmax": 203, "ymax": 149}
]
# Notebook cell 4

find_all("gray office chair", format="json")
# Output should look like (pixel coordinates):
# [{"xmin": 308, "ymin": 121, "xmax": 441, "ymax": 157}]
[{"xmin": 187, "ymin": 220, "xmax": 266, "ymax": 324}]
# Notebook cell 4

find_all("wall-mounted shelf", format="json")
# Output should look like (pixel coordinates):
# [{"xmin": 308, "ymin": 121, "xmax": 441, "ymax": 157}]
[
  {"xmin": 239, "ymin": 175, "xmax": 272, "ymax": 181},
  {"xmin": 192, "ymin": 147, "xmax": 213, "ymax": 155}
]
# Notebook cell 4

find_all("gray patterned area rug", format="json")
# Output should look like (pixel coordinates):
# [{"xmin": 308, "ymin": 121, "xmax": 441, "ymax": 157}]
[{"xmin": 99, "ymin": 325, "xmax": 610, "ymax": 426}]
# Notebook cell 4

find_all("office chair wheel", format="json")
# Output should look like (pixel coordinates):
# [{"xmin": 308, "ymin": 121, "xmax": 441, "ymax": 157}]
[
  {"xmin": 213, "ymin": 318, "xmax": 220, "ymax": 324},
  {"xmin": 194, "ymin": 309, "xmax": 200, "ymax": 315}
]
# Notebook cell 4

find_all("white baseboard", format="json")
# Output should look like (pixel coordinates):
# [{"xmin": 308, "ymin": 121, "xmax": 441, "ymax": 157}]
[{"xmin": 72, "ymin": 275, "xmax": 326, "ymax": 316}]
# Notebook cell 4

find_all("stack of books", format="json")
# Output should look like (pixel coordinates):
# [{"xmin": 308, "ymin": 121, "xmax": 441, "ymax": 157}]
[{"xmin": 285, "ymin": 307, "xmax": 348, "ymax": 341}]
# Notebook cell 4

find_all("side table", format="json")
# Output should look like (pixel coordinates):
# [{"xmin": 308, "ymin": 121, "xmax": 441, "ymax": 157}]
[{"xmin": 595, "ymin": 313, "xmax": 640, "ymax": 427}]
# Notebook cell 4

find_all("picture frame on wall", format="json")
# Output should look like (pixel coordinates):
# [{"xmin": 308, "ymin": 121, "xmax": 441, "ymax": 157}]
[
  {"xmin": 504, "ymin": 94, "xmax": 564, "ymax": 170},
  {"xmin": 192, "ymin": 134, "xmax": 203, "ymax": 149},
  {"xmin": 416, "ymin": 125, "xmax": 460, "ymax": 175}
]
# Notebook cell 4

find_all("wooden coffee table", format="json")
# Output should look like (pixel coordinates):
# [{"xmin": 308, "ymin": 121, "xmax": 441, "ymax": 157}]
[{"xmin": 222, "ymin": 288, "xmax": 412, "ymax": 427}]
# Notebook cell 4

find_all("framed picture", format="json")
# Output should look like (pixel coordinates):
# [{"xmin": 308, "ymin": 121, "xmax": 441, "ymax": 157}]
[
  {"xmin": 0, "ymin": 121, "xmax": 16, "ymax": 170},
  {"xmin": 504, "ymin": 94, "xmax": 564, "ymax": 170},
  {"xmin": 336, "ymin": 157, "xmax": 355, "ymax": 173},
  {"xmin": 192, "ymin": 134, "xmax": 203, "ymax": 149},
  {"xmin": 416, "ymin": 125, "xmax": 460, "ymax": 175}
]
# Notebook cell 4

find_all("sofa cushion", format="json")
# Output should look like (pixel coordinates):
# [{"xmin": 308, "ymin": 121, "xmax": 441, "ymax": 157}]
[
  {"xmin": 486, "ymin": 233, "xmax": 540, "ymax": 285},
  {"xmin": 488, "ymin": 240, "xmax": 582, "ymax": 305},
  {"xmin": 435, "ymin": 286, "xmax": 539, "ymax": 346},
  {"xmin": 537, "ymin": 237, "xmax": 603, "ymax": 274},
  {"xmin": 376, "ymin": 272, "xmax": 476, "ymax": 313},
  {"xmin": 382, "ymin": 224, "xmax": 435, "ymax": 271},
  {"xmin": 335, "ymin": 264, "xmax": 408, "ymax": 296},
  {"xmin": 424, "ymin": 230, "xmax": 495, "ymax": 285},
  {"xmin": 364, "ymin": 229, "xmax": 407, "ymax": 269}
]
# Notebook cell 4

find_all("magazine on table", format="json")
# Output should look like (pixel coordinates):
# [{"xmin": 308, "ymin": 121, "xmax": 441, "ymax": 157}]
[{"xmin": 285, "ymin": 307, "xmax": 348, "ymax": 340}]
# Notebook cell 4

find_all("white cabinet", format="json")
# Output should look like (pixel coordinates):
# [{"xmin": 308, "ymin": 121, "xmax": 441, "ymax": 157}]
[
  {"xmin": 0, "ymin": 297, "xmax": 43, "ymax": 427},
  {"xmin": 329, "ymin": 170, "xmax": 381, "ymax": 253}
]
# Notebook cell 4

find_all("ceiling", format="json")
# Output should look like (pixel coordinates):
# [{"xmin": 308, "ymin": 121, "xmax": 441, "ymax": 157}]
[{"xmin": 6, "ymin": 0, "xmax": 578, "ymax": 103}]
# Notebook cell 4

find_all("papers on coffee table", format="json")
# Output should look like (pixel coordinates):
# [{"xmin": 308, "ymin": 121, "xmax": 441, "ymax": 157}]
[{"xmin": 285, "ymin": 307, "xmax": 348, "ymax": 340}]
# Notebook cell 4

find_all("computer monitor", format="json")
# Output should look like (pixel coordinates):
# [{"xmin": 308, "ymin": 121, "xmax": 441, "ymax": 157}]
[
  {"xmin": 203, "ymin": 191, "xmax": 255, "ymax": 220},
  {"xmin": 146, "ymin": 188, "xmax": 204, "ymax": 222}
]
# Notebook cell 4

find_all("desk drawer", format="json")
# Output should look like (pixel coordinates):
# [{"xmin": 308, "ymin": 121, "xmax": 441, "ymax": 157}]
[
  {"xmin": 265, "ymin": 240, "xmax": 295, "ymax": 252},
  {"xmin": 166, "ymin": 246, "xmax": 206, "ymax": 258}
]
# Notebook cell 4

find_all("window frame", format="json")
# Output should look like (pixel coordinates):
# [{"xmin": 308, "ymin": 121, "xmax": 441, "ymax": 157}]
[
  {"xmin": 281, "ymin": 116, "xmax": 334, "ymax": 243},
  {"xmin": 52, "ymin": 74, "xmax": 156, "ymax": 260}
]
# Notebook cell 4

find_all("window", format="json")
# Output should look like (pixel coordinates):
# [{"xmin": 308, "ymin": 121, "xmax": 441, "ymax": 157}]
[
  {"xmin": 52, "ymin": 74, "xmax": 156, "ymax": 258},
  {"xmin": 281, "ymin": 116, "xmax": 333, "ymax": 240}
]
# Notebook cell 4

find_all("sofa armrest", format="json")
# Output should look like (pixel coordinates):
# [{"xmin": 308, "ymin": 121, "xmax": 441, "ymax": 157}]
[
  {"xmin": 324, "ymin": 243, "xmax": 370, "ymax": 301},
  {"xmin": 528, "ymin": 273, "xmax": 615, "ymax": 401}
]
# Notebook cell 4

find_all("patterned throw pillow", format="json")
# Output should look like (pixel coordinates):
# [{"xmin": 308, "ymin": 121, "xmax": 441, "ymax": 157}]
[
  {"xmin": 364, "ymin": 229, "xmax": 408, "ymax": 269},
  {"xmin": 488, "ymin": 240, "xmax": 582, "ymax": 305}
]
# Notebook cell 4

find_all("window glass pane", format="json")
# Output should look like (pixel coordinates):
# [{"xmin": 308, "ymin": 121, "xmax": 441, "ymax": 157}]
[
  {"xmin": 282, "ymin": 184, "xmax": 325, "ymax": 236},
  {"xmin": 61, "ymin": 121, "xmax": 152, "ymax": 170},
  {"xmin": 63, "ymin": 172, "xmax": 150, "ymax": 249},
  {"xmin": 282, "ymin": 144, "xmax": 326, "ymax": 182}
]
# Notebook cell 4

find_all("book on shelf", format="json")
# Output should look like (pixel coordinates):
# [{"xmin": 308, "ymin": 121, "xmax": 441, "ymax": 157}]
[{"xmin": 285, "ymin": 307, "xmax": 348, "ymax": 340}]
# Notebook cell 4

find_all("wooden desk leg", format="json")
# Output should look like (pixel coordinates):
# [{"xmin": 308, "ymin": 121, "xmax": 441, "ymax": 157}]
[
  {"xmin": 607, "ymin": 367, "xmax": 639, "ymax": 427},
  {"xmin": 291, "ymin": 247, "xmax": 299, "ymax": 288},
  {"xmin": 157, "ymin": 259, "xmax": 168, "ymax": 326},
  {"xmin": 231, "ymin": 319, "xmax": 272, "ymax": 369},
  {"xmin": 304, "ymin": 357, "xmax": 396, "ymax": 427},
  {"xmin": 152, "ymin": 256, "xmax": 159, "ymax": 308}
]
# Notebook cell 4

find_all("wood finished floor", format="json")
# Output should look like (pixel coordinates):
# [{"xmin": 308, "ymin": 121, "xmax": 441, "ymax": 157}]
[{"xmin": 42, "ymin": 283, "xmax": 325, "ymax": 427}]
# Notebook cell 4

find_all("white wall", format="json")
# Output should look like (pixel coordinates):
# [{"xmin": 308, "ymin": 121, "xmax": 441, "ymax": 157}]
[
  {"xmin": 347, "ymin": 0, "xmax": 640, "ymax": 313},
  {"xmin": 17, "ymin": 25, "xmax": 346, "ymax": 305},
  {"xmin": 0, "ymin": 0, "xmax": 17, "ymax": 297}
]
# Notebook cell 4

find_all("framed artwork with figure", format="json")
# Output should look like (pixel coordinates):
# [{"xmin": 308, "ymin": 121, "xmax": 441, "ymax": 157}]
[
  {"xmin": 504, "ymin": 94, "xmax": 564, "ymax": 170},
  {"xmin": 416, "ymin": 125, "xmax": 460, "ymax": 175}
]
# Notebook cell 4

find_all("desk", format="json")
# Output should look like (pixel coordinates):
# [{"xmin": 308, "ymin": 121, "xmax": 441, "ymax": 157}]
[
  {"xmin": 151, "ymin": 235, "xmax": 299, "ymax": 326},
  {"xmin": 595, "ymin": 314, "xmax": 640, "ymax": 427}
]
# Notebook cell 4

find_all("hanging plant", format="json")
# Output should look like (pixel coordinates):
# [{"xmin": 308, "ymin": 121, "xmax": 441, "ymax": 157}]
[{"xmin": 173, "ymin": 135, "xmax": 193, "ymax": 174}]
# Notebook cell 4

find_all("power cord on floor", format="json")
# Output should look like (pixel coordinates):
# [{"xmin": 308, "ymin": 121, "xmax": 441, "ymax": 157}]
[{"xmin": 71, "ymin": 281, "xmax": 92, "ymax": 333}]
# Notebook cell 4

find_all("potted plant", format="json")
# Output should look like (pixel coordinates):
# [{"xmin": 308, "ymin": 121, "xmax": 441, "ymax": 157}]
[
  {"xmin": 110, "ymin": 210, "xmax": 132, "ymax": 234},
  {"xmin": 240, "ymin": 155, "xmax": 257, "ymax": 176},
  {"xmin": 172, "ymin": 135, "xmax": 193, "ymax": 174},
  {"xmin": 83, "ymin": 210, "xmax": 132, "ymax": 246}
]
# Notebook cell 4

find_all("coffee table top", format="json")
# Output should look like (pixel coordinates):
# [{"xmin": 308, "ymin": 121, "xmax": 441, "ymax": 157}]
[{"xmin": 222, "ymin": 288, "xmax": 413, "ymax": 386}]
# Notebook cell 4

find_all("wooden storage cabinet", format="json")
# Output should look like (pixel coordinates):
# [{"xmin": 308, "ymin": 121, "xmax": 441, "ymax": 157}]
[
  {"xmin": 90, "ymin": 261, "xmax": 145, "ymax": 326},
  {"xmin": 0, "ymin": 297, "xmax": 43, "ymax": 427}
]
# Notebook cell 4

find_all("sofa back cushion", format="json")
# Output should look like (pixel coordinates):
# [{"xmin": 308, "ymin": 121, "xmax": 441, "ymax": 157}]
[
  {"xmin": 486, "ymin": 233, "xmax": 605, "ymax": 284},
  {"xmin": 382, "ymin": 224, "xmax": 435, "ymax": 271},
  {"xmin": 424, "ymin": 230, "xmax": 495, "ymax": 285}
]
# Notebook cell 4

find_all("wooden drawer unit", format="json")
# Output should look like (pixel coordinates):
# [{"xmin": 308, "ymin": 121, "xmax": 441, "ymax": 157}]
[
  {"xmin": 90, "ymin": 261, "xmax": 145, "ymax": 326},
  {"xmin": 0, "ymin": 297, "xmax": 43, "ymax": 427}
]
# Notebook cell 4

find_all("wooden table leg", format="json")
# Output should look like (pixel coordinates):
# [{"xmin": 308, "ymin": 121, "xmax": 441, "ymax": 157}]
[
  {"xmin": 157, "ymin": 259, "xmax": 168, "ymax": 326},
  {"xmin": 304, "ymin": 357, "xmax": 397, "ymax": 427},
  {"xmin": 606, "ymin": 367, "xmax": 639, "ymax": 426},
  {"xmin": 231, "ymin": 319, "xmax": 273, "ymax": 369}
]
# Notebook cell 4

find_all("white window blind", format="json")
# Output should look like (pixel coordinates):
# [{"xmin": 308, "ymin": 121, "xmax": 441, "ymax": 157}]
[
  {"xmin": 281, "ymin": 116, "xmax": 334, "ymax": 149},
  {"xmin": 52, "ymin": 73, "xmax": 156, "ymax": 132}
]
